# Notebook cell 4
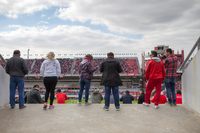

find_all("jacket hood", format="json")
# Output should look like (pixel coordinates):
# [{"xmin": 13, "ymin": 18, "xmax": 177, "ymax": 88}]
[{"xmin": 151, "ymin": 57, "xmax": 161, "ymax": 62}]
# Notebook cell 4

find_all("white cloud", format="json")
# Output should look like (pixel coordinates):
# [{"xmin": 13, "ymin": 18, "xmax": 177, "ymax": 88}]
[
  {"xmin": 56, "ymin": 0, "xmax": 200, "ymax": 56},
  {"xmin": 0, "ymin": 25, "xmax": 142, "ymax": 58},
  {"xmin": 0, "ymin": 0, "xmax": 200, "ymax": 59},
  {"xmin": 57, "ymin": 0, "xmax": 199, "ymax": 32}
]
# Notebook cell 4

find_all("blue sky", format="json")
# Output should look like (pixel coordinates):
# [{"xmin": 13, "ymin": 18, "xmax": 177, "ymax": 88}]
[{"xmin": 0, "ymin": 0, "xmax": 199, "ymax": 59}]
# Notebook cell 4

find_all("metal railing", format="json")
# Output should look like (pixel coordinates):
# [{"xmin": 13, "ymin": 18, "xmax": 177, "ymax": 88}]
[{"xmin": 178, "ymin": 36, "xmax": 200, "ymax": 73}]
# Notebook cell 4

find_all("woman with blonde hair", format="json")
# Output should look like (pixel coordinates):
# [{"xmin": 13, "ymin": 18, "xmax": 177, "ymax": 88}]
[{"xmin": 40, "ymin": 52, "xmax": 61, "ymax": 109}]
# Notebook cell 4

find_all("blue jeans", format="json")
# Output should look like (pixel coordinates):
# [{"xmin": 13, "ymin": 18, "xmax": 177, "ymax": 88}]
[
  {"xmin": 79, "ymin": 79, "xmax": 91, "ymax": 102},
  {"xmin": 104, "ymin": 86, "xmax": 120, "ymax": 108},
  {"xmin": 9, "ymin": 76, "xmax": 25, "ymax": 107},
  {"xmin": 165, "ymin": 78, "xmax": 176, "ymax": 104}
]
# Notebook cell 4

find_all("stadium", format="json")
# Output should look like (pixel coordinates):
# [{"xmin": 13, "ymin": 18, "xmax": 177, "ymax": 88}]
[
  {"xmin": 0, "ymin": 45, "xmax": 184, "ymax": 103},
  {"xmin": 22, "ymin": 55, "xmax": 141, "ymax": 102}
]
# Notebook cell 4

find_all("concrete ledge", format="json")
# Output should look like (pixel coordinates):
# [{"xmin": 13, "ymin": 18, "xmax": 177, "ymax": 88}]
[{"xmin": 0, "ymin": 66, "xmax": 9, "ymax": 108}]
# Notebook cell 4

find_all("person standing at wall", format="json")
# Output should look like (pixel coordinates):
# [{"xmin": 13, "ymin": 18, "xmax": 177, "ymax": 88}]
[
  {"xmin": 40, "ymin": 52, "xmax": 61, "ymax": 109},
  {"xmin": 6, "ymin": 50, "xmax": 28, "ymax": 109},
  {"xmin": 78, "ymin": 54, "xmax": 97, "ymax": 105},
  {"xmin": 143, "ymin": 51, "xmax": 165, "ymax": 109},
  {"xmin": 100, "ymin": 52, "xmax": 123, "ymax": 111},
  {"xmin": 165, "ymin": 48, "xmax": 178, "ymax": 106}
]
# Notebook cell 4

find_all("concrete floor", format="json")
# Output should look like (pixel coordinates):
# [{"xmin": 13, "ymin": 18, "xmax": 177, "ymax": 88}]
[{"xmin": 0, "ymin": 104, "xmax": 200, "ymax": 133}]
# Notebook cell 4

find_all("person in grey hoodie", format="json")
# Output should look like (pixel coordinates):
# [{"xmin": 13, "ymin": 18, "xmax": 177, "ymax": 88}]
[
  {"xmin": 6, "ymin": 50, "xmax": 28, "ymax": 109},
  {"xmin": 78, "ymin": 54, "xmax": 97, "ymax": 105},
  {"xmin": 40, "ymin": 52, "xmax": 61, "ymax": 109}
]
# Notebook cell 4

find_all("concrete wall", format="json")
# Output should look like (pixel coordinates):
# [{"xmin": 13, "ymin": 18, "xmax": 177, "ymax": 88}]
[
  {"xmin": 182, "ymin": 50, "xmax": 200, "ymax": 113},
  {"xmin": 0, "ymin": 66, "xmax": 9, "ymax": 109}
]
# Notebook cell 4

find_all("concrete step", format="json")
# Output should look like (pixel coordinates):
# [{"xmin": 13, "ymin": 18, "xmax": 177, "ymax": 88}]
[{"xmin": 0, "ymin": 104, "xmax": 200, "ymax": 133}]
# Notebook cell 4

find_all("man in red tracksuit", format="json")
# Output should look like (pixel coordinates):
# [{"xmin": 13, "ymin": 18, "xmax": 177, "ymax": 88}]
[{"xmin": 143, "ymin": 51, "xmax": 165, "ymax": 109}]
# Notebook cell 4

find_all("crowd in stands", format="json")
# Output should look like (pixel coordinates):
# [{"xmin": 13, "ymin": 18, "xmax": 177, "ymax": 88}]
[
  {"xmin": 31, "ymin": 59, "xmax": 44, "ymax": 74},
  {"xmin": 25, "ymin": 59, "xmax": 34, "ymax": 71},
  {"xmin": 0, "ymin": 55, "xmax": 6, "ymax": 68},
  {"xmin": 120, "ymin": 58, "xmax": 140, "ymax": 75},
  {"xmin": 72, "ymin": 58, "xmax": 81, "ymax": 75},
  {"xmin": 24, "ymin": 57, "xmax": 140, "ymax": 76},
  {"xmin": 58, "ymin": 58, "xmax": 73, "ymax": 74}
]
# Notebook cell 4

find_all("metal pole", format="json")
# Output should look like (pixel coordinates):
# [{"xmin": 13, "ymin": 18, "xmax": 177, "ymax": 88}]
[
  {"xmin": 178, "ymin": 36, "xmax": 200, "ymax": 72},
  {"xmin": 27, "ymin": 49, "xmax": 30, "ymax": 59},
  {"xmin": 198, "ymin": 42, "xmax": 200, "ymax": 51}
]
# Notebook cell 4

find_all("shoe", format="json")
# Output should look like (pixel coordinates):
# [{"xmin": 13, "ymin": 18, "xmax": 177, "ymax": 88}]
[
  {"xmin": 43, "ymin": 103, "xmax": 48, "ymax": 110},
  {"xmin": 168, "ymin": 102, "xmax": 173, "ymax": 106},
  {"xmin": 143, "ymin": 102, "xmax": 150, "ymax": 107},
  {"xmin": 77, "ymin": 101, "xmax": 81, "ymax": 105},
  {"xmin": 10, "ymin": 106, "xmax": 15, "ymax": 109},
  {"xmin": 154, "ymin": 105, "xmax": 159, "ymax": 109},
  {"xmin": 49, "ymin": 105, "xmax": 54, "ymax": 109},
  {"xmin": 103, "ymin": 107, "xmax": 109, "ymax": 111},
  {"xmin": 19, "ymin": 105, "xmax": 26, "ymax": 109},
  {"xmin": 116, "ymin": 107, "xmax": 120, "ymax": 111},
  {"xmin": 85, "ymin": 102, "xmax": 91, "ymax": 106},
  {"xmin": 173, "ymin": 103, "xmax": 177, "ymax": 106}
]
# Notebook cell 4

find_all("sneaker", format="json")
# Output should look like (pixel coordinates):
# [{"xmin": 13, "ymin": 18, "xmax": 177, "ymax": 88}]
[
  {"xmin": 43, "ymin": 103, "xmax": 48, "ymax": 110},
  {"xmin": 19, "ymin": 105, "xmax": 26, "ymax": 109},
  {"xmin": 172, "ymin": 103, "xmax": 177, "ymax": 106},
  {"xmin": 10, "ymin": 106, "xmax": 15, "ymax": 109},
  {"xmin": 103, "ymin": 107, "xmax": 109, "ymax": 111},
  {"xmin": 143, "ymin": 102, "xmax": 150, "ymax": 107},
  {"xmin": 49, "ymin": 105, "xmax": 54, "ymax": 109},
  {"xmin": 154, "ymin": 105, "xmax": 159, "ymax": 109},
  {"xmin": 169, "ymin": 102, "xmax": 173, "ymax": 106},
  {"xmin": 116, "ymin": 107, "xmax": 120, "ymax": 111},
  {"xmin": 85, "ymin": 102, "xmax": 91, "ymax": 106}
]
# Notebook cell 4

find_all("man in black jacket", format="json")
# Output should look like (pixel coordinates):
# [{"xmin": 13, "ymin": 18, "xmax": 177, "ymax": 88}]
[
  {"xmin": 100, "ymin": 52, "xmax": 122, "ymax": 111},
  {"xmin": 6, "ymin": 50, "xmax": 28, "ymax": 109},
  {"xmin": 25, "ymin": 84, "xmax": 43, "ymax": 104}
]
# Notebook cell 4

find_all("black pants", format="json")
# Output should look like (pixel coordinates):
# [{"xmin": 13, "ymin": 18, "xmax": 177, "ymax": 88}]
[{"xmin": 43, "ymin": 77, "xmax": 58, "ymax": 105}]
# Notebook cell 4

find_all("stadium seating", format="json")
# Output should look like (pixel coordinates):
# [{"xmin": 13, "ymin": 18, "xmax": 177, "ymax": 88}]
[
  {"xmin": 25, "ymin": 59, "xmax": 34, "ymax": 72},
  {"xmin": 57, "ymin": 58, "xmax": 73, "ymax": 75},
  {"xmin": 31, "ymin": 59, "xmax": 44, "ymax": 74},
  {"xmin": 23, "ymin": 57, "xmax": 140, "ymax": 76}
]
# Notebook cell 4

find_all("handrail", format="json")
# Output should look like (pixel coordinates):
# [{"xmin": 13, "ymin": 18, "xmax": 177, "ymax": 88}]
[{"xmin": 178, "ymin": 36, "xmax": 200, "ymax": 73}]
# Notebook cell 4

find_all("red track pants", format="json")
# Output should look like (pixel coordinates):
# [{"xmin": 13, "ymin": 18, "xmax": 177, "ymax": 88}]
[{"xmin": 145, "ymin": 79, "xmax": 163, "ymax": 106}]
